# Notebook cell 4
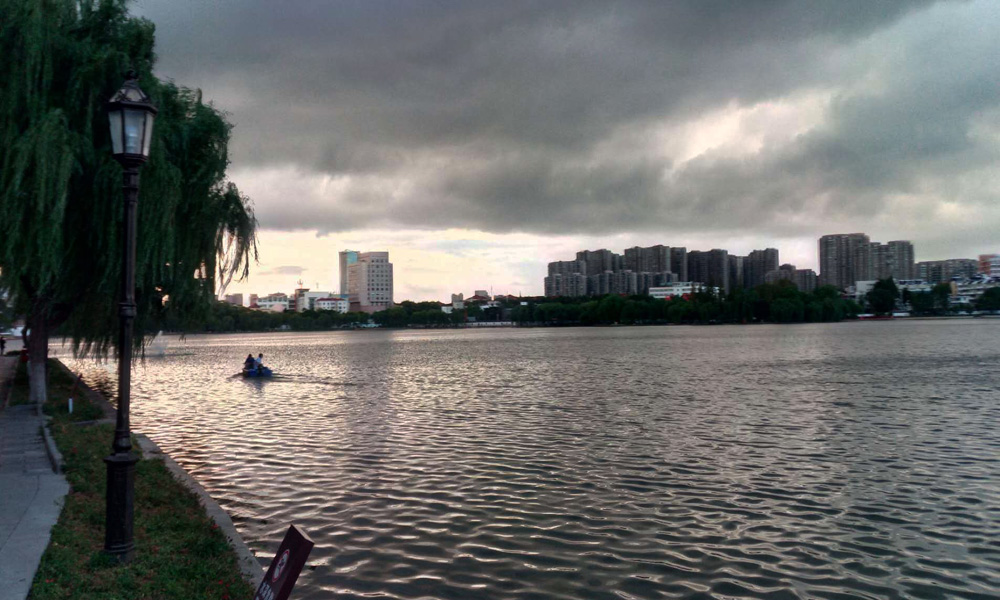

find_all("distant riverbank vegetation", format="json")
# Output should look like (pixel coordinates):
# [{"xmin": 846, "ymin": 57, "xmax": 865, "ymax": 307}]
[
  {"xmin": 513, "ymin": 282, "xmax": 862, "ymax": 326},
  {"xmin": 155, "ymin": 281, "xmax": 872, "ymax": 333}
]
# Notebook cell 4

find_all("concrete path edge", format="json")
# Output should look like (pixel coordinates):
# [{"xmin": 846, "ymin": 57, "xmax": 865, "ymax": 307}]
[
  {"xmin": 135, "ymin": 433, "xmax": 264, "ymax": 589},
  {"xmin": 38, "ymin": 416, "xmax": 64, "ymax": 474}
]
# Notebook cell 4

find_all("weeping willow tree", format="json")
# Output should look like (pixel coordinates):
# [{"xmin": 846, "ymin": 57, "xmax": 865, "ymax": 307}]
[{"xmin": 0, "ymin": 0, "xmax": 257, "ymax": 403}]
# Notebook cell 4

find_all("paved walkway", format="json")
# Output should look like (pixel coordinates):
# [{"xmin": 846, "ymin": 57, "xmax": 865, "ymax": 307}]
[{"xmin": 0, "ymin": 357, "xmax": 69, "ymax": 600}]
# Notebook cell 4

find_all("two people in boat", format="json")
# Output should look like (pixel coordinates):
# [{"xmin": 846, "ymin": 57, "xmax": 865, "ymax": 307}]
[{"xmin": 243, "ymin": 352, "xmax": 265, "ymax": 371}]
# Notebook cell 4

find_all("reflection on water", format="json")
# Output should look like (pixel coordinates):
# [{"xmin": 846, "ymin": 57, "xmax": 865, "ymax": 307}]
[{"xmin": 64, "ymin": 321, "xmax": 1000, "ymax": 599}]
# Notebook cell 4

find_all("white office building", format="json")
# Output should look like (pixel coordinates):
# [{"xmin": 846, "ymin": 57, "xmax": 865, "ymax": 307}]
[
  {"xmin": 315, "ymin": 297, "xmax": 350, "ymax": 313},
  {"xmin": 649, "ymin": 282, "xmax": 714, "ymax": 299},
  {"xmin": 257, "ymin": 293, "xmax": 290, "ymax": 312},
  {"xmin": 296, "ymin": 290, "xmax": 336, "ymax": 312}
]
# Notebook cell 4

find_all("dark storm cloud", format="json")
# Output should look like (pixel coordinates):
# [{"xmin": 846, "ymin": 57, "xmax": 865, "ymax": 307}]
[{"xmin": 137, "ymin": 0, "xmax": 1000, "ymax": 245}]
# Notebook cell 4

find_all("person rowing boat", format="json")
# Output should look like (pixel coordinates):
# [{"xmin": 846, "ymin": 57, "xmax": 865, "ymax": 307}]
[{"xmin": 241, "ymin": 352, "xmax": 272, "ymax": 377}]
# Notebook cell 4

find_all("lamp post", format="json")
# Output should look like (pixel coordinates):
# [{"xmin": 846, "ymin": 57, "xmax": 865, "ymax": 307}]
[{"xmin": 104, "ymin": 71, "xmax": 156, "ymax": 562}]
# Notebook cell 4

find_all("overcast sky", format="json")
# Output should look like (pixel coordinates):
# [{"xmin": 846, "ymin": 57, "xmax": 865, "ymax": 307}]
[{"xmin": 134, "ymin": 0, "xmax": 1000, "ymax": 301}]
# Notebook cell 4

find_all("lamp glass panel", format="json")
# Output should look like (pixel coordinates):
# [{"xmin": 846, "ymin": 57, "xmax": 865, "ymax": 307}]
[
  {"xmin": 108, "ymin": 110, "xmax": 123, "ymax": 155},
  {"xmin": 123, "ymin": 109, "xmax": 145, "ymax": 155},
  {"xmin": 141, "ymin": 113, "xmax": 155, "ymax": 157}
]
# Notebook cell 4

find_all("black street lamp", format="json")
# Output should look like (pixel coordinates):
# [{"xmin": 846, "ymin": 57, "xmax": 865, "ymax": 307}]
[{"xmin": 104, "ymin": 71, "xmax": 156, "ymax": 562}]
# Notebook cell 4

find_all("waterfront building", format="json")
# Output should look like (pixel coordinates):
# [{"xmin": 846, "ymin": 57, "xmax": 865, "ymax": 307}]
[
  {"xmin": 916, "ymin": 259, "xmax": 978, "ymax": 283},
  {"xmin": 649, "ymin": 282, "xmax": 715, "ymax": 299},
  {"xmin": 979, "ymin": 254, "xmax": 1000, "ymax": 277},
  {"xmin": 339, "ymin": 250, "xmax": 359, "ymax": 296},
  {"xmin": 223, "ymin": 293, "xmax": 243, "ymax": 306},
  {"xmin": 256, "ymin": 292, "xmax": 290, "ymax": 312},
  {"xmin": 292, "ymin": 285, "xmax": 309, "ymax": 311},
  {"xmin": 347, "ymin": 251, "xmax": 394, "ymax": 313},
  {"xmin": 955, "ymin": 276, "xmax": 1000, "ymax": 300},
  {"xmin": 315, "ymin": 297, "xmax": 350, "ymax": 313},
  {"xmin": 296, "ymin": 290, "xmax": 336, "ymax": 312},
  {"xmin": 856, "ymin": 279, "xmax": 933, "ymax": 302},
  {"xmin": 898, "ymin": 280, "xmax": 932, "ymax": 294},
  {"xmin": 248, "ymin": 293, "xmax": 259, "ymax": 308}
]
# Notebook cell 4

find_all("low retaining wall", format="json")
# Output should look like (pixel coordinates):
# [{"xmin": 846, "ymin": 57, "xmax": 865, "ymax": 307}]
[{"xmin": 136, "ymin": 434, "xmax": 265, "ymax": 588}]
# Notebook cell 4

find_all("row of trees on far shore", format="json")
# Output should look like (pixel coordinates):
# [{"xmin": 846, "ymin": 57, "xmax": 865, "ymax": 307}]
[
  {"xmin": 136, "ymin": 278, "xmax": 1000, "ymax": 335},
  {"xmin": 866, "ymin": 278, "xmax": 1000, "ymax": 316},
  {"xmin": 156, "ymin": 280, "xmax": 862, "ymax": 333},
  {"xmin": 513, "ymin": 282, "xmax": 861, "ymax": 325},
  {"xmin": 141, "ymin": 276, "xmax": 1000, "ymax": 334}
]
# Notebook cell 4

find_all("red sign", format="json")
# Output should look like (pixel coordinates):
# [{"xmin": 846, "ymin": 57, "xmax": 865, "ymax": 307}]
[{"xmin": 254, "ymin": 525, "xmax": 314, "ymax": 600}]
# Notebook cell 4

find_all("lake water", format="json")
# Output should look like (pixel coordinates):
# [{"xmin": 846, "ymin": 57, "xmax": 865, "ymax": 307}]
[{"xmin": 62, "ymin": 321, "xmax": 1000, "ymax": 599}]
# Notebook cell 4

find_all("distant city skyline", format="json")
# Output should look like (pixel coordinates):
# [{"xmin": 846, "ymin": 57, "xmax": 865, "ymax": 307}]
[
  {"xmin": 223, "ymin": 229, "xmax": 993, "ymax": 304},
  {"xmin": 156, "ymin": 1, "xmax": 1000, "ymax": 303}
]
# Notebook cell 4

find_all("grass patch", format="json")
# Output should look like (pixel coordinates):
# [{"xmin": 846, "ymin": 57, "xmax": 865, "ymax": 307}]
[
  {"xmin": 27, "ymin": 360, "xmax": 255, "ymax": 600},
  {"xmin": 41, "ymin": 361, "xmax": 106, "ymax": 422}
]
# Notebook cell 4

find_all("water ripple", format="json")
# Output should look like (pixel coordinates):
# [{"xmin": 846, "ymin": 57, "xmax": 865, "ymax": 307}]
[{"xmin": 62, "ymin": 321, "xmax": 1000, "ymax": 599}]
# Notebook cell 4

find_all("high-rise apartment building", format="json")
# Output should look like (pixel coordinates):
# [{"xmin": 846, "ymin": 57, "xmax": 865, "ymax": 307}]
[
  {"xmin": 820, "ymin": 234, "xmax": 915, "ymax": 289},
  {"xmin": 545, "ymin": 273, "xmax": 588, "ymax": 297},
  {"xmin": 548, "ymin": 260, "xmax": 587, "ymax": 277},
  {"xmin": 338, "ymin": 250, "xmax": 359, "ymax": 296},
  {"xmin": 347, "ymin": 251, "xmax": 394, "ymax": 313},
  {"xmin": 917, "ymin": 259, "xmax": 978, "ymax": 283},
  {"xmin": 745, "ymin": 248, "xmax": 779, "ymax": 289},
  {"xmin": 865, "ymin": 241, "xmax": 914, "ymax": 280},
  {"xmin": 819, "ymin": 233, "xmax": 871, "ymax": 289},
  {"xmin": 576, "ymin": 249, "xmax": 622, "ymax": 276},
  {"xmin": 887, "ymin": 241, "xmax": 915, "ymax": 280},
  {"xmin": 688, "ymin": 249, "xmax": 730, "ymax": 294},
  {"xmin": 793, "ymin": 269, "xmax": 818, "ymax": 293},
  {"xmin": 728, "ymin": 255, "xmax": 745, "ymax": 291},
  {"xmin": 670, "ymin": 248, "xmax": 688, "ymax": 282},
  {"xmin": 687, "ymin": 251, "xmax": 708, "ymax": 288},
  {"xmin": 624, "ymin": 245, "xmax": 670, "ymax": 274}
]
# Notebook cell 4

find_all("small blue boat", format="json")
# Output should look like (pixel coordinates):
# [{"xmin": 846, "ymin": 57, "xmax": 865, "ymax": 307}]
[{"xmin": 242, "ymin": 366, "xmax": 273, "ymax": 378}]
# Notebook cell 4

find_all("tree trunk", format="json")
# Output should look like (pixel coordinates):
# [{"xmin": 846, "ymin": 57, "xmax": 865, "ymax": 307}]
[{"xmin": 25, "ymin": 302, "xmax": 50, "ymax": 406}]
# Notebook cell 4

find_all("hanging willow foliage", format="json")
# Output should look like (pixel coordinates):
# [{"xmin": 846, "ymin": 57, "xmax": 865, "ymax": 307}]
[{"xmin": 0, "ymin": 0, "xmax": 258, "ymax": 359}]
